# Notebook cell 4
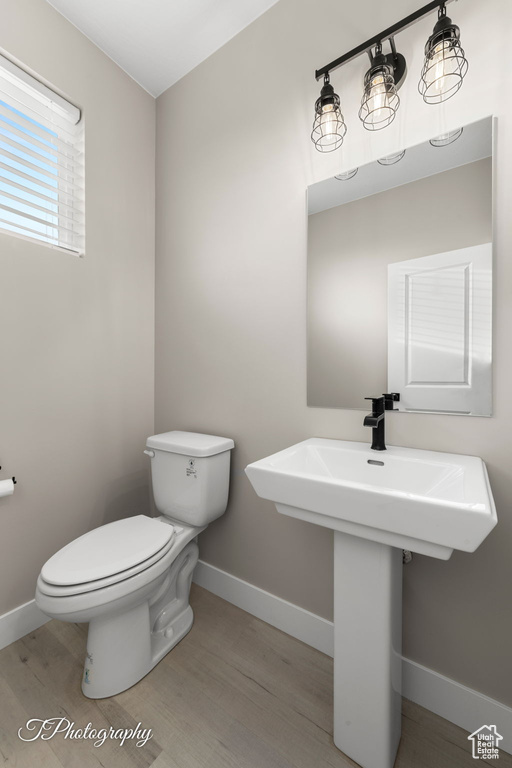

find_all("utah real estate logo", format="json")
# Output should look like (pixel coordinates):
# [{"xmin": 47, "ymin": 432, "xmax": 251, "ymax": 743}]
[{"xmin": 468, "ymin": 725, "xmax": 503, "ymax": 760}]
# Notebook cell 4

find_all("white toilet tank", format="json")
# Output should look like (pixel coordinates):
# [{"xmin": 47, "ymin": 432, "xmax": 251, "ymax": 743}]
[{"xmin": 146, "ymin": 431, "xmax": 234, "ymax": 527}]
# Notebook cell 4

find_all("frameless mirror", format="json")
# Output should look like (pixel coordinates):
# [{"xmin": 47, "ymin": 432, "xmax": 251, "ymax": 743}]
[{"xmin": 307, "ymin": 116, "xmax": 493, "ymax": 415}]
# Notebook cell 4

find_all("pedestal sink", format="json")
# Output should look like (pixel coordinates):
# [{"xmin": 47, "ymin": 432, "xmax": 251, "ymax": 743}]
[{"xmin": 245, "ymin": 439, "xmax": 497, "ymax": 768}]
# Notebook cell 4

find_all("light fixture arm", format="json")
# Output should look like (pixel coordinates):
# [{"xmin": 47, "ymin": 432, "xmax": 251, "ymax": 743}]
[
  {"xmin": 315, "ymin": 0, "xmax": 454, "ymax": 81},
  {"xmin": 365, "ymin": 38, "xmax": 407, "ymax": 92}
]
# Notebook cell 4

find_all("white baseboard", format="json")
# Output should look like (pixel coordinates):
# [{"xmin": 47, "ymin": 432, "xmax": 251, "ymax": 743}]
[
  {"xmin": 402, "ymin": 657, "xmax": 512, "ymax": 755},
  {"xmin": 194, "ymin": 559, "xmax": 334, "ymax": 656},
  {"xmin": 193, "ymin": 559, "xmax": 512, "ymax": 756},
  {"xmin": 0, "ymin": 599, "xmax": 49, "ymax": 651}
]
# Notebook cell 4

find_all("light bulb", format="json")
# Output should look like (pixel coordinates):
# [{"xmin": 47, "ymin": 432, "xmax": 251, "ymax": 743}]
[
  {"xmin": 430, "ymin": 40, "xmax": 452, "ymax": 93},
  {"xmin": 368, "ymin": 75, "xmax": 389, "ymax": 123},
  {"xmin": 321, "ymin": 104, "xmax": 337, "ymax": 138}
]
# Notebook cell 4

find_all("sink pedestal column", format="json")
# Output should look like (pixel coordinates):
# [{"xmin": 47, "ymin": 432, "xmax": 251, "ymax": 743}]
[{"xmin": 333, "ymin": 532, "xmax": 402, "ymax": 768}]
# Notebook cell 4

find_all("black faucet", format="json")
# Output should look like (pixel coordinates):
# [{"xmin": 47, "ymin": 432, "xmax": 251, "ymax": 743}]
[
  {"xmin": 363, "ymin": 393, "xmax": 400, "ymax": 451},
  {"xmin": 364, "ymin": 396, "xmax": 386, "ymax": 451}
]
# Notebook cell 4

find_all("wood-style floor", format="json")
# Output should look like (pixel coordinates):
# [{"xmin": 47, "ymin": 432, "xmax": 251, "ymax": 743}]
[{"xmin": 0, "ymin": 584, "xmax": 509, "ymax": 768}]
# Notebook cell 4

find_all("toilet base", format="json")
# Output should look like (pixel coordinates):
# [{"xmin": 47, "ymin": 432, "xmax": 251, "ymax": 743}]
[{"xmin": 81, "ymin": 541, "xmax": 198, "ymax": 698}]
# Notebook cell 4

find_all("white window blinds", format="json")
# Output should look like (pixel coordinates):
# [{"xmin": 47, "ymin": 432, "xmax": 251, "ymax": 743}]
[{"xmin": 0, "ymin": 54, "xmax": 84, "ymax": 255}]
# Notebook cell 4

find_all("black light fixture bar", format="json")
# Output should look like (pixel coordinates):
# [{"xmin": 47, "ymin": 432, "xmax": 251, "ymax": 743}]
[{"xmin": 315, "ymin": 0, "xmax": 455, "ymax": 80}]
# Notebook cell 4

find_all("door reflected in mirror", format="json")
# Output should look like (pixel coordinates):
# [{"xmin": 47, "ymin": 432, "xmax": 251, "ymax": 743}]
[{"xmin": 307, "ymin": 116, "xmax": 493, "ymax": 415}]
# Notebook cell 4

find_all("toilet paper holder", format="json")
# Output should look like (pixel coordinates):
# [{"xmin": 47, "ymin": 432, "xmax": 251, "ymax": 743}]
[{"xmin": 0, "ymin": 466, "xmax": 17, "ymax": 484}]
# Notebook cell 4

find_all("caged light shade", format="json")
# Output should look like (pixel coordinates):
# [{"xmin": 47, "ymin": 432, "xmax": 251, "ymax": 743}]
[
  {"xmin": 419, "ymin": 4, "xmax": 468, "ymax": 104},
  {"xmin": 311, "ymin": 74, "xmax": 347, "ymax": 152},
  {"xmin": 335, "ymin": 168, "xmax": 358, "ymax": 180},
  {"xmin": 430, "ymin": 127, "xmax": 463, "ymax": 146},
  {"xmin": 378, "ymin": 150, "xmax": 406, "ymax": 165},
  {"xmin": 359, "ymin": 45, "xmax": 400, "ymax": 131}
]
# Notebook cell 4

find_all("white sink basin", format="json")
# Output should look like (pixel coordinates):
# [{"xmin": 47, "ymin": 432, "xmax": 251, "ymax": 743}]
[
  {"xmin": 245, "ymin": 438, "xmax": 497, "ymax": 768},
  {"xmin": 245, "ymin": 438, "xmax": 497, "ymax": 560}
]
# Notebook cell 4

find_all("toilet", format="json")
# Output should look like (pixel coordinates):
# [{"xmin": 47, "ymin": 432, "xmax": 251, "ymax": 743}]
[{"xmin": 35, "ymin": 430, "xmax": 234, "ymax": 699}]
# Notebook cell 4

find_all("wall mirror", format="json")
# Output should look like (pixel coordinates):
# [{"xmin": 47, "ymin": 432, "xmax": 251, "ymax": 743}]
[{"xmin": 307, "ymin": 116, "xmax": 493, "ymax": 415}]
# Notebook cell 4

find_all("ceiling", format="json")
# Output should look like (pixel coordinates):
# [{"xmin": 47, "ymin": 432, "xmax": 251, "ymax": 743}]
[{"xmin": 45, "ymin": 0, "xmax": 280, "ymax": 97}]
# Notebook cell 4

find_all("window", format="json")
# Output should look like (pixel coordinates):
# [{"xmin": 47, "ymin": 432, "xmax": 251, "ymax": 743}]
[{"xmin": 0, "ymin": 54, "xmax": 84, "ymax": 255}]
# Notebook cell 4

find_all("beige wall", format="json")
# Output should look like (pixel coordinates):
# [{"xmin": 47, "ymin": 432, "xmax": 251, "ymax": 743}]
[
  {"xmin": 0, "ymin": 0, "xmax": 155, "ymax": 613},
  {"xmin": 156, "ymin": 0, "xmax": 512, "ymax": 705},
  {"xmin": 308, "ymin": 159, "xmax": 492, "ymax": 408}
]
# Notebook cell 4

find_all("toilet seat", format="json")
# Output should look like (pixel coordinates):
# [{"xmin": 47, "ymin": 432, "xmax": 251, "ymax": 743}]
[{"xmin": 38, "ymin": 515, "xmax": 175, "ymax": 597}]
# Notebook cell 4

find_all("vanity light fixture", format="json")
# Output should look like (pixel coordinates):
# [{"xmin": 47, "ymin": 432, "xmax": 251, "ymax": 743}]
[
  {"xmin": 311, "ymin": 73, "xmax": 347, "ymax": 152},
  {"xmin": 429, "ymin": 127, "xmax": 463, "ymax": 146},
  {"xmin": 312, "ymin": 0, "xmax": 467, "ymax": 152},
  {"xmin": 419, "ymin": 5, "xmax": 468, "ymax": 104},
  {"xmin": 335, "ymin": 168, "xmax": 358, "ymax": 180},
  {"xmin": 377, "ymin": 150, "xmax": 406, "ymax": 165}
]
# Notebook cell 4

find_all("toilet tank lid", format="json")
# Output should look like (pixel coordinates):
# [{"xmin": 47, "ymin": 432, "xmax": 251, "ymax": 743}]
[{"xmin": 146, "ymin": 431, "xmax": 234, "ymax": 457}]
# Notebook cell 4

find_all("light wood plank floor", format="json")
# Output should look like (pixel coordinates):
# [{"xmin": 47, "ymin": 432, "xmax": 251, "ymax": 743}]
[{"xmin": 0, "ymin": 584, "xmax": 509, "ymax": 768}]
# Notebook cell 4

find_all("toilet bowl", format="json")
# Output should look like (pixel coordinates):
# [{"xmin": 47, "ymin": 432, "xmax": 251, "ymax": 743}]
[{"xmin": 35, "ymin": 431, "xmax": 234, "ymax": 699}]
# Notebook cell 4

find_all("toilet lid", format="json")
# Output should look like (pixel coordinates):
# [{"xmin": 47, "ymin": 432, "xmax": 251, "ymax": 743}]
[{"xmin": 41, "ymin": 515, "xmax": 175, "ymax": 586}]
